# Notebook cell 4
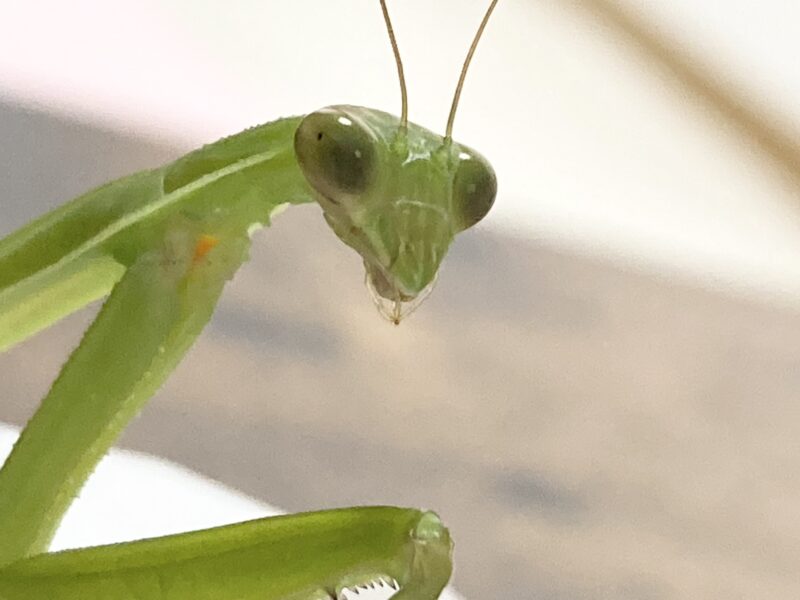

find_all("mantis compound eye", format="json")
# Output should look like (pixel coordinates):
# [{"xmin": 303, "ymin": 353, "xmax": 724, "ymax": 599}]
[
  {"xmin": 294, "ymin": 108, "xmax": 376, "ymax": 202},
  {"xmin": 451, "ymin": 149, "xmax": 497, "ymax": 231}
]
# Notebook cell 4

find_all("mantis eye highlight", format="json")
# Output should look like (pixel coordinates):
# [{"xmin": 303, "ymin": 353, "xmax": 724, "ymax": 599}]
[
  {"xmin": 452, "ymin": 150, "xmax": 497, "ymax": 230},
  {"xmin": 294, "ymin": 109, "xmax": 376, "ymax": 202}
]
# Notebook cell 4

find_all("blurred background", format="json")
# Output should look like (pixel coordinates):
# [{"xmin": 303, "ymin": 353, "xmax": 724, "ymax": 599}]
[{"xmin": 1, "ymin": 1, "xmax": 800, "ymax": 598}]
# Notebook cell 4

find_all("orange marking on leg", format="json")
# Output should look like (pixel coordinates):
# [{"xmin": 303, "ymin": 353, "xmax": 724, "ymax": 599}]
[{"xmin": 193, "ymin": 234, "xmax": 219, "ymax": 264}]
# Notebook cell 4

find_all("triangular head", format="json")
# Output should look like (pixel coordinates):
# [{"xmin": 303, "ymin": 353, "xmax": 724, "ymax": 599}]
[{"xmin": 295, "ymin": 105, "xmax": 497, "ymax": 323}]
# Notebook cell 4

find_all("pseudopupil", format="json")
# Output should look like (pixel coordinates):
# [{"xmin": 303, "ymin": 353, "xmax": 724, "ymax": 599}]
[{"xmin": 324, "ymin": 135, "xmax": 368, "ymax": 195}]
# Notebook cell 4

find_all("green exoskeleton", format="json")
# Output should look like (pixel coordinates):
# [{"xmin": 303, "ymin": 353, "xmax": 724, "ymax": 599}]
[{"xmin": 0, "ymin": 1, "xmax": 499, "ymax": 598}]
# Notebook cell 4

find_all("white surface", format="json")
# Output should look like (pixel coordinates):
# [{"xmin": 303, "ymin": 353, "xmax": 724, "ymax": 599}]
[
  {"xmin": 0, "ymin": 422, "xmax": 464, "ymax": 600},
  {"xmin": 1, "ymin": 1, "xmax": 799, "ymax": 305}
]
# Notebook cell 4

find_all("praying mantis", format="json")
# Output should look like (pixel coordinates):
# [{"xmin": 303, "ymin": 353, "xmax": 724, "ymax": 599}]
[{"xmin": 0, "ymin": 1, "xmax": 499, "ymax": 598}]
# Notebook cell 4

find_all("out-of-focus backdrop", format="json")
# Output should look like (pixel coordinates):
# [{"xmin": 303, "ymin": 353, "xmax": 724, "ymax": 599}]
[{"xmin": 1, "ymin": 1, "xmax": 799, "ymax": 598}]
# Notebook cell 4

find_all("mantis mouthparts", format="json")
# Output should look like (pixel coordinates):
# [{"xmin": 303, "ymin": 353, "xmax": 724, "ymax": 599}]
[{"xmin": 365, "ymin": 266, "xmax": 439, "ymax": 325}]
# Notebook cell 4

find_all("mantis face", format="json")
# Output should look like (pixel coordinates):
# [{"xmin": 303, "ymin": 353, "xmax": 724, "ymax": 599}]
[{"xmin": 294, "ymin": 104, "xmax": 496, "ymax": 321}]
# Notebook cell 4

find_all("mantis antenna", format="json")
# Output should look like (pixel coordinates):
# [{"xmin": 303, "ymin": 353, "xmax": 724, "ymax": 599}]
[
  {"xmin": 445, "ymin": 0, "xmax": 500, "ymax": 141},
  {"xmin": 379, "ymin": 0, "xmax": 409, "ymax": 129}
]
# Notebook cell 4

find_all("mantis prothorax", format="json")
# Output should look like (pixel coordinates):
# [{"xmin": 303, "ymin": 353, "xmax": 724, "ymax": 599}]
[{"xmin": 0, "ymin": 1, "xmax": 500, "ymax": 598}]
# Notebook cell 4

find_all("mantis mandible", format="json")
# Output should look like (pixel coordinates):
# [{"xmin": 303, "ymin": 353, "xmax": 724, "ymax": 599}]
[{"xmin": 0, "ymin": 1, "xmax": 499, "ymax": 598}]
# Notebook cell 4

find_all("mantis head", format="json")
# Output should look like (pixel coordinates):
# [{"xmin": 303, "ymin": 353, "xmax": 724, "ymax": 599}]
[
  {"xmin": 294, "ymin": 105, "xmax": 496, "ymax": 322},
  {"xmin": 294, "ymin": 0, "xmax": 499, "ymax": 324}
]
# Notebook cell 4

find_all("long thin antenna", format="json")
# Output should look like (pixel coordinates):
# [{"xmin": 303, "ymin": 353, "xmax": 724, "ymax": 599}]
[
  {"xmin": 379, "ymin": 0, "xmax": 408, "ymax": 129},
  {"xmin": 445, "ymin": 0, "xmax": 499, "ymax": 140}
]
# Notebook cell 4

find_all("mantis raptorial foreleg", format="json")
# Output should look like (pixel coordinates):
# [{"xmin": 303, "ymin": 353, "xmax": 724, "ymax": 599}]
[
  {"xmin": 0, "ymin": 507, "xmax": 452, "ymax": 600},
  {"xmin": 0, "ymin": 225, "xmax": 251, "ymax": 562},
  {"xmin": 0, "ymin": 169, "xmax": 166, "ymax": 351}
]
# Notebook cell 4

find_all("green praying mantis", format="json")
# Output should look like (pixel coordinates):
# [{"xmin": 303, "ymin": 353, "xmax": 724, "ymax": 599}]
[{"xmin": 0, "ymin": 1, "xmax": 500, "ymax": 598}]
